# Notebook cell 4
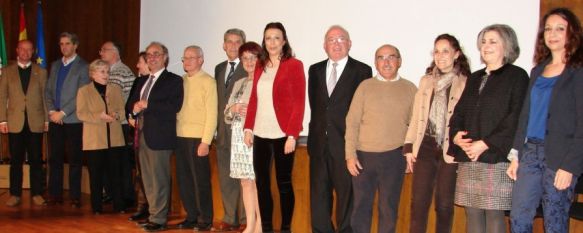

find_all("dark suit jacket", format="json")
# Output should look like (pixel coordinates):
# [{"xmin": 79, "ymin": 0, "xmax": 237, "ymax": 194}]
[
  {"xmin": 448, "ymin": 64, "xmax": 529, "ymax": 163},
  {"xmin": 214, "ymin": 60, "xmax": 246, "ymax": 148},
  {"xmin": 244, "ymin": 57, "xmax": 305, "ymax": 138},
  {"xmin": 0, "ymin": 63, "xmax": 48, "ymax": 133},
  {"xmin": 45, "ymin": 56, "xmax": 90, "ymax": 123},
  {"xmin": 126, "ymin": 69, "xmax": 184, "ymax": 150},
  {"xmin": 307, "ymin": 57, "xmax": 372, "ymax": 158},
  {"xmin": 513, "ymin": 60, "xmax": 583, "ymax": 175}
]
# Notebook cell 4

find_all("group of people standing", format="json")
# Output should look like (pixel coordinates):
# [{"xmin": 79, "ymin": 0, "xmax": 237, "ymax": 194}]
[{"xmin": 1, "ymin": 7, "xmax": 582, "ymax": 233}]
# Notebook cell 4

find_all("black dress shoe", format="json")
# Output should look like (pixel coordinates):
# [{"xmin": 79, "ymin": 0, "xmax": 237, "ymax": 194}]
[
  {"xmin": 128, "ymin": 209, "xmax": 150, "ymax": 221},
  {"xmin": 136, "ymin": 219, "xmax": 150, "ymax": 227},
  {"xmin": 194, "ymin": 222, "xmax": 212, "ymax": 231},
  {"xmin": 172, "ymin": 219, "xmax": 197, "ymax": 229},
  {"xmin": 143, "ymin": 222, "xmax": 166, "ymax": 232},
  {"xmin": 102, "ymin": 194, "xmax": 113, "ymax": 204}
]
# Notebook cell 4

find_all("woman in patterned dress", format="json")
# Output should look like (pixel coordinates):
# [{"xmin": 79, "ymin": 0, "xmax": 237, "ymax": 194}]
[{"xmin": 225, "ymin": 41, "xmax": 262, "ymax": 233}]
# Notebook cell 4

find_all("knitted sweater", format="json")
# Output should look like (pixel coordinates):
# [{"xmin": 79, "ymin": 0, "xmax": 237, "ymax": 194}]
[{"xmin": 345, "ymin": 77, "xmax": 417, "ymax": 160}]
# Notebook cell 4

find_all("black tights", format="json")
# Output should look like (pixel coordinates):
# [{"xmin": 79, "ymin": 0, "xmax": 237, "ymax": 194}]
[{"xmin": 465, "ymin": 207, "xmax": 506, "ymax": 233}]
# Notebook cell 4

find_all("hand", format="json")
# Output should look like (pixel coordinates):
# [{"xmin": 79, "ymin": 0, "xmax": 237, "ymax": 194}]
[
  {"xmin": 133, "ymin": 100, "xmax": 148, "ymax": 114},
  {"xmin": 100, "ymin": 112, "xmax": 115, "ymax": 122},
  {"xmin": 347, "ymin": 158, "xmax": 363, "ymax": 176},
  {"xmin": 197, "ymin": 142, "xmax": 210, "ymax": 157},
  {"xmin": 44, "ymin": 122, "xmax": 49, "ymax": 132},
  {"xmin": 554, "ymin": 169, "xmax": 573, "ymax": 190},
  {"xmin": 405, "ymin": 153, "xmax": 416, "ymax": 173},
  {"xmin": 506, "ymin": 159, "xmax": 519, "ymax": 181},
  {"xmin": 232, "ymin": 103, "xmax": 248, "ymax": 118},
  {"xmin": 453, "ymin": 131, "xmax": 472, "ymax": 149},
  {"xmin": 463, "ymin": 140, "xmax": 489, "ymax": 161},
  {"xmin": 49, "ymin": 111, "xmax": 64, "ymax": 124},
  {"xmin": 0, "ymin": 123, "xmax": 7, "ymax": 134},
  {"xmin": 128, "ymin": 118, "xmax": 136, "ymax": 127},
  {"xmin": 244, "ymin": 131, "xmax": 253, "ymax": 148},
  {"xmin": 284, "ymin": 137, "xmax": 296, "ymax": 154}
]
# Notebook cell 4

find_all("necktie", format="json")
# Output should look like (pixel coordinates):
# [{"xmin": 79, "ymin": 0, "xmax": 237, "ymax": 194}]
[
  {"xmin": 478, "ymin": 73, "xmax": 489, "ymax": 94},
  {"xmin": 141, "ymin": 75, "xmax": 155, "ymax": 100},
  {"xmin": 327, "ymin": 62, "xmax": 338, "ymax": 96},
  {"xmin": 225, "ymin": 62, "xmax": 236, "ymax": 88}
]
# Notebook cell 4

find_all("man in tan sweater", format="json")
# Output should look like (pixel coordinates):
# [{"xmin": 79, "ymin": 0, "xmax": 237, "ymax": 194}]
[
  {"xmin": 173, "ymin": 45, "xmax": 218, "ymax": 231},
  {"xmin": 345, "ymin": 44, "xmax": 417, "ymax": 233}
]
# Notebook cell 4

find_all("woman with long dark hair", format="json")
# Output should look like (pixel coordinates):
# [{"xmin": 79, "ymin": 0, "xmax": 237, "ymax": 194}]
[
  {"xmin": 243, "ymin": 22, "xmax": 305, "ymax": 233},
  {"xmin": 404, "ymin": 34, "xmax": 470, "ymax": 233},
  {"xmin": 508, "ymin": 8, "xmax": 583, "ymax": 232}
]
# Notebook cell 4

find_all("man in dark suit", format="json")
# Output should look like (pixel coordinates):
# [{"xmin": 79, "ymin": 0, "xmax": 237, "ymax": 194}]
[
  {"xmin": 213, "ymin": 28, "xmax": 247, "ymax": 231},
  {"xmin": 45, "ymin": 32, "xmax": 90, "ymax": 207},
  {"xmin": 127, "ymin": 41, "xmax": 183, "ymax": 232},
  {"xmin": 0, "ymin": 40, "xmax": 48, "ymax": 207},
  {"xmin": 307, "ymin": 25, "xmax": 372, "ymax": 233}
]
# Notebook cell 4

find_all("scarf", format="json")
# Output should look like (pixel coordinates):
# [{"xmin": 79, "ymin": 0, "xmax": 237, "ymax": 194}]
[{"xmin": 428, "ymin": 69, "xmax": 455, "ymax": 147}]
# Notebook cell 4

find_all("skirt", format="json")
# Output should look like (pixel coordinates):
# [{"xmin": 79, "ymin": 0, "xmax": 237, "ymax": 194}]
[
  {"xmin": 454, "ymin": 161, "xmax": 513, "ymax": 210},
  {"xmin": 229, "ymin": 120, "xmax": 255, "ymax": 179}
]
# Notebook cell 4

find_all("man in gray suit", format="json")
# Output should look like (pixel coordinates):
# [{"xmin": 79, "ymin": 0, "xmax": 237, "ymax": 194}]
[
  {"xmin": 213, "ymin": 28, "xmax": 247, "ymax": 231},
  {"xmin": 45, "ymin": 32, "xmax": 90, "ymax": 207}
]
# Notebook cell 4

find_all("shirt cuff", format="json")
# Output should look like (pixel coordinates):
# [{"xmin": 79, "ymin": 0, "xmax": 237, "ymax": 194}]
[{"xmin": 507, "ymin": 149, "xmax": 519, "ymax": 161}]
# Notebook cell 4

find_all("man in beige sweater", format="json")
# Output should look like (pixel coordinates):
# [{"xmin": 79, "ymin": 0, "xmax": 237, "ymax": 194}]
[
  {"xmin": 173, "ymin": 45, "xmax": 218, "ymax": 231},
  {"xmin": 345, "ymin": 44, "xmax": 417, "ymax": 233}
]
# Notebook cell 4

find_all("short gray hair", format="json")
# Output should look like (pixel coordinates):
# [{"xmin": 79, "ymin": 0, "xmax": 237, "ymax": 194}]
[
  {"xmin": 60, "ymin": 32, "xmax": 79, "ymax": 45},
  {"xmin": 224, "ymin": 28, "xmax": 246, "ymax": 43},
  {"xmin": 477, "ymin": 24, "xmax": 520, "ymax": 64},
  {"xmin": 325, "ymin": 25, "xmax": 350, "ymax": 40},
  {"xmin": 184, "ymin": 45, "xmax": 204, "ymax": 58}
]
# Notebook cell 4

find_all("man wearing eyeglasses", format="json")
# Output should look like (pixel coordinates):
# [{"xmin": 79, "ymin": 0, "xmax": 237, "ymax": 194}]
[
  {"xmin": 172, "ymin": 45, "xmax": 217, "ymax": 231},
  {"xmin": 99, "ymin": 41, "xmax": 136, "ymax": 210},
  {"xmin": 45, "ymin": 32, "xmax": 90, "ymax": 208},
  {"xmin": 345, "ymin": 44, "xmax": 417, "ymax": 233},
  {"xmin": 126, "ymin": 41, "xmax": 184, "ymax": 232},
  {"xmin": 307, "ymin": 25, "xmax": 372, "ymax": 233}
]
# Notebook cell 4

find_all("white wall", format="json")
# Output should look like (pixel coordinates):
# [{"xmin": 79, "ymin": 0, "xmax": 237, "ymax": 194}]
[{"xmin": 141, "ymin": 0, "xmax": 539, "ymax": 135}]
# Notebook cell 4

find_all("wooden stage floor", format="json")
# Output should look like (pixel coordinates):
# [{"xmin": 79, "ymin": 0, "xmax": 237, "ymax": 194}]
[{"xmin": 0, "ymin": 189, "xmax": 239, "ymax": 233}]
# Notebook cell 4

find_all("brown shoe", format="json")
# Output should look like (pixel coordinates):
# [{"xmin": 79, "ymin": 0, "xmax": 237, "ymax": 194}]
[
  {"xmin": 5, "ymin": 196, "xmax": 21, "ymax": 207},
  {"xmin": 32, "ymin": 195, "xmax": 47, "ymax": 206},
  {"xmin": 211, "ymin": 222, "xmax": 238, "ymax": 231},
  {"xmin": 46, "ymin": 196, "xmax": 63, "ymax": 205}
]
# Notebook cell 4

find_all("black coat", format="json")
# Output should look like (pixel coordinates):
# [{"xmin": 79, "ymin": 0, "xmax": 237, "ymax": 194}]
[
  {"xmin": 512, "ymin": 59, "xmax": 583, "ymax": 175},
  {"xmin": 448, "ymin": 64, "xmax": 529, "ymax": 163},
  {"xmin": 307, "ymin": 57, "xmax": 372, "ymax": 159}
]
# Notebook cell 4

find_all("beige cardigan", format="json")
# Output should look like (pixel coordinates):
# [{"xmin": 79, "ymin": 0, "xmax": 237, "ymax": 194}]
[
  {"xmin": 404, "ymin": 72, "xmax": 466, "ymax": 163},
  {"xmin": 77, "ymin": 83, "xmax": 126, "ymax": 150}
]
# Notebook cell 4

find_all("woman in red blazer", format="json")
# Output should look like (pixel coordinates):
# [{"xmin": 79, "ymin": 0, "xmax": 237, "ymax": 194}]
[{"xmin": 244, "ymin": 22, "xmax": 305, "ymax": 233}]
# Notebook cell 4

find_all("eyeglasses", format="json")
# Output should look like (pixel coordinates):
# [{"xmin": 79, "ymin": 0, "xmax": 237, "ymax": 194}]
[
  {"xmin": 99, "ymin": 48, "xmax": 116, "ymax": 53},
  {"xmin": 181, "ymin": 56, "xmax": 200, "ymax": 62},
  {"xmin": 376, "ymin": 55, "xmax": 400, "ymax": 62},
  {"xmin": 241, "ymin": 55, "xmax": 258, "ymax": 62},
  {"xmin": 146, "ymin": 52, "xmax": 164, "ymax": 59},
  {"xmin": 326, "ymin": 37, "xmax": 348, "ymax": 44}
]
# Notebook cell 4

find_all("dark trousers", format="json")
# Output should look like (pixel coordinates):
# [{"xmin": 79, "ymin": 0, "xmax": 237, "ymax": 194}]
[
  {"xmin": 48, "ymin": 122, "xmax": 83, "ymax": 200},
  {"xmin": 86, "ymin": 147, "xmax": 124, "ymax": 212},
  {"xmin": 175, "ymin": 137, "xmax": 213, "ymax": 224},
  {"xmin": 310, "ymin": 145, "xmax": 353, "ymax": 233},
  {"xmin": 351, "ymin": 149, "xmax": 406, "ymax": 233},
  {"xmin": 510, "ymin": 140, "xmax": 578, "ymax": 233},
  {"xmin": 120, "ymin": 124, "xmax": 136, "ymax": 205},
  {"xmin": 254, "ymin": 136, "xmax": 295, "ymax": 232},
  {"xmin": 8, "ymin": 121, "xmax": 44, "ymax": 196},
  {"xmin": 410, "ymin": 136, "xmax": 457, "ymax": 233}
]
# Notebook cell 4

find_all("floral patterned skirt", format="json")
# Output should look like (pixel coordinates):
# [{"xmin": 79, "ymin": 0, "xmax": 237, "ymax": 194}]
[{"xmin": 229, "ymin": 120, "xmax": 255, "ymax": 180}]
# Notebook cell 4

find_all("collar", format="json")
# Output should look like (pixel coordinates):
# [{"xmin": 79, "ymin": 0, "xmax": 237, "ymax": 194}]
[
  {"xmin": 327, "ymin": 56, "xmax": 348, "ymax": 68},
  {"xmin": 151, "ymin": 69, "xmax": 164, "ymax": 79},
  {"xmin": 482, "ymin": 63, "xmax": 509, "ymax": 76},
  {"xmin": 62, "ymin": 55, "xmax": 77, "ymax": 66},
  {"xmin": 376, "ymin": 73, "xmax": 401, "ymax": 82},
  {"xmin": 110, "ymin": 60, "xmax": 122, "ymax": 70},
  {"xmin": 17, "ymin": 61, "xmax": 32, "ymax": 69}
]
